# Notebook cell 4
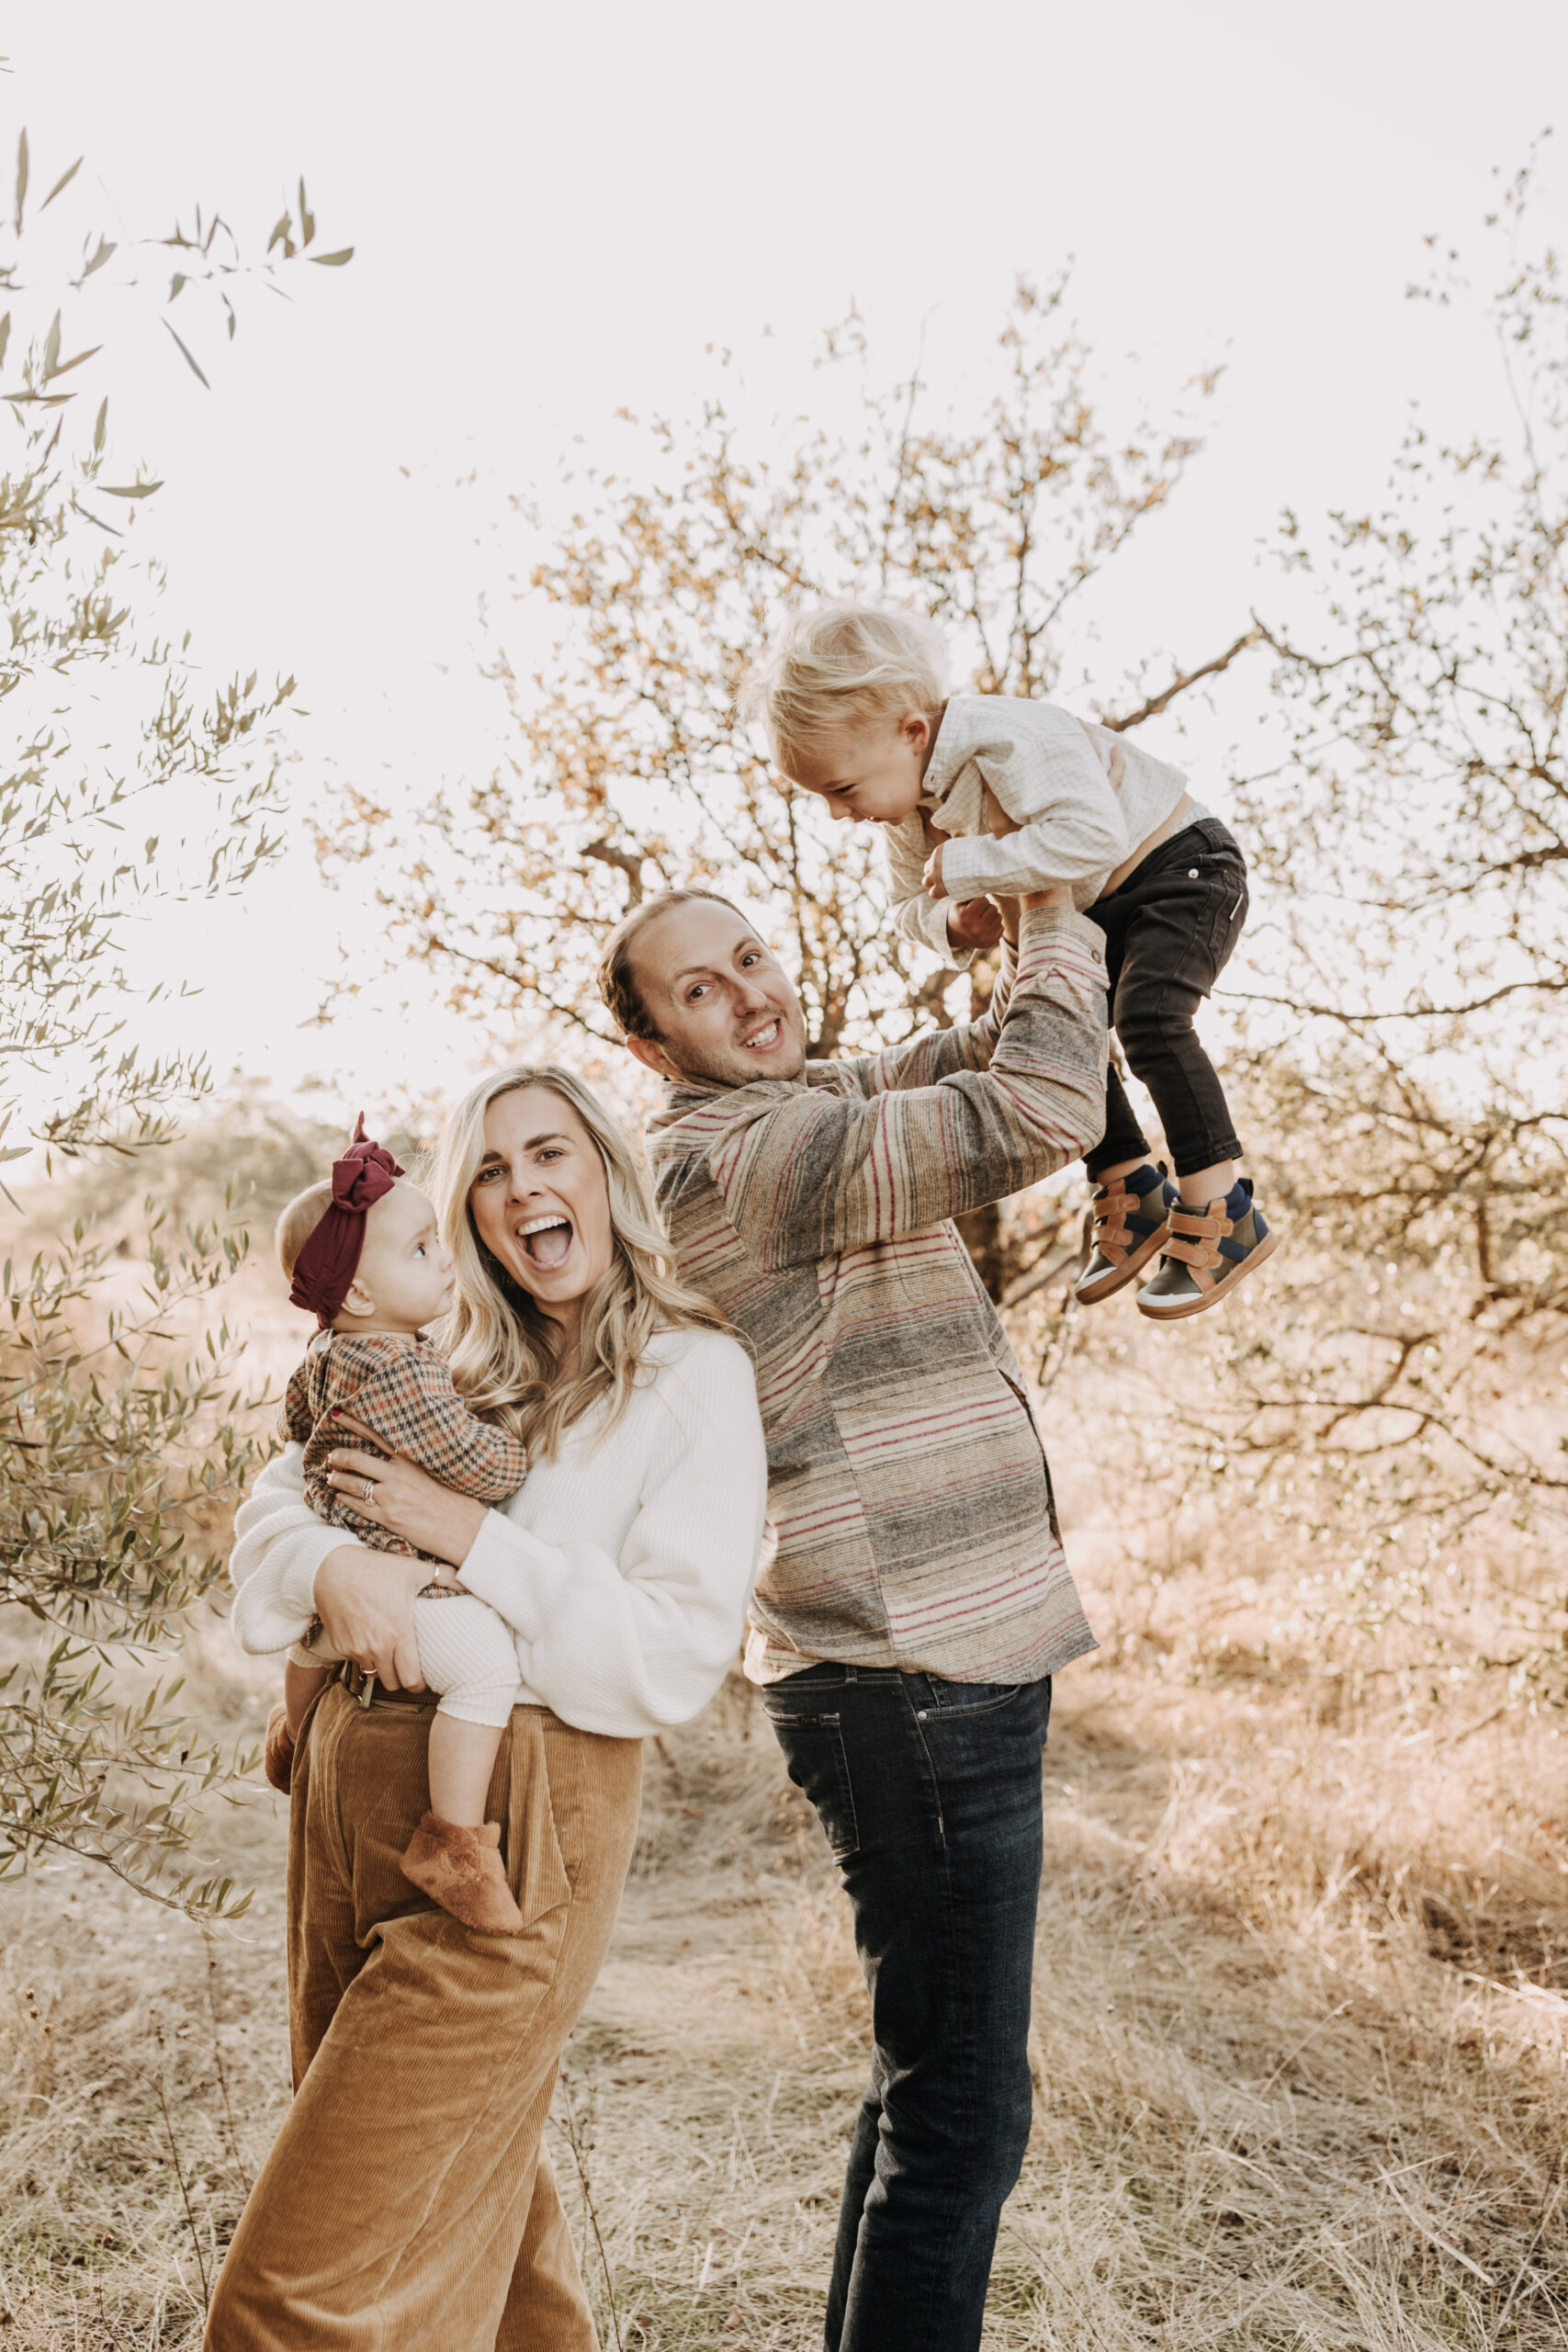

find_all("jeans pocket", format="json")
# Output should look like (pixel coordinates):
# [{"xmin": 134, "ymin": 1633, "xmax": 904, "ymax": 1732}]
[
  {"xmin": 764, "ymin": 1708, "xmax": 860, "ymax": 1860},
  {"xmin": 1205, "ymin": 863, "xmax": 1248, "ymax": 975},
  {"xmin": 919, "ymin": 1680, "xmax": 1024, "ymax": 1720}
]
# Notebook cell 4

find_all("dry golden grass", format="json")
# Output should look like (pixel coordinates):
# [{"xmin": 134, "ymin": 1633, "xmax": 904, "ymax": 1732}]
[
  {"xmin": 6, "ymin": 1236, "xmax": 1568, "ymax": 2345},
  {"xmin": 5, "ymin": 1610, "xmax": 1568, "ymax": 2349}
]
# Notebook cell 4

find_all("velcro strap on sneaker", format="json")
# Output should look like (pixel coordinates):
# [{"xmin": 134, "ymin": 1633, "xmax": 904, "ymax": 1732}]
[
  {"xmin": 1094, "ymin": 1183, "xmax": 1168, "ymax": 1263},
  {"xmin": 1092, "ymin": 1186, "xmax": 1134, "ymax": 1250},
  {"xmin": 1096, "ymin": 1204, "xmax": 1165, "ymax": 1239},
  {"xmin": 1169, "ymin": 1206, "xmax": 1229, "ymax": 1241},
  {"xmin": 1163, "ymin": 1232, "xmax": 1221, "ymax": 1273}
]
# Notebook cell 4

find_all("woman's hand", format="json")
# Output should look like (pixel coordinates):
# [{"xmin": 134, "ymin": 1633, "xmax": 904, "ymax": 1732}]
[
  {"xmin": 314, "ymin": 1545, "xmax": 429, "ymax": 1691},
  {"xmin": 322, "ymin": 1411, "xmax": 491, "ymax": 1570}
]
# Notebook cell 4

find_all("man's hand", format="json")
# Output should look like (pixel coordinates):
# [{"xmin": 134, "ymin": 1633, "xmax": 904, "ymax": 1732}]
[
  {"xmin": 921, "ymin": 842, "xmax": 947, "ymax": 899},
  {"xmin": 945, "ymin": 899, "xmax": 1005, "ymax": 956}
]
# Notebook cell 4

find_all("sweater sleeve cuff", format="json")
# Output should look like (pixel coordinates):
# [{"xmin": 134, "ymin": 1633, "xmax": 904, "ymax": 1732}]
[
  {"xmin": 296, "ymin": 1524, "xmax": 350, "ymax": 1620},
  {"xmin": 921, "ymin": 896, "xmax": 976, "ymax": 967}
]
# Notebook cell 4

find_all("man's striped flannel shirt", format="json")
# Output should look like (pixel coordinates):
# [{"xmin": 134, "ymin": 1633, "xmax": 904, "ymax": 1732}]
[{"xmin": 645, "ymin": 907, "xmax": 1109, "ymax": 1688}]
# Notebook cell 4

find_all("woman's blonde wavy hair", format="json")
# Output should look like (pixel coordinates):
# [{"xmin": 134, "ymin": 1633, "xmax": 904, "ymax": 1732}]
[{"xmin": 425, "ymin": 1064, "xmax": 726, "ymax": 1462}]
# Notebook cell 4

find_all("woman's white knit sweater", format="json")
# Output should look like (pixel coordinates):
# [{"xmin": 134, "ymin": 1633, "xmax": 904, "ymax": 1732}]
[{"xmin": 230, "ymin": 1329, "xmax": 768, "ymax": 1740}]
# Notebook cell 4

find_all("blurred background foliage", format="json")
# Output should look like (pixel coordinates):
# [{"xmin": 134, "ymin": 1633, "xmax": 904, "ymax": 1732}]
[
  {"xmin": 4, "ymin": 51, "xmax": 1566, "ymax": 2352},
  {"xmin": 1, "ymin": 119, "xmax": 350, "ymax": 1914}
]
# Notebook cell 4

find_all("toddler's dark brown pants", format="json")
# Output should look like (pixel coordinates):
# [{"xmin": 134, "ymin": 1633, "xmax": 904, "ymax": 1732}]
[{"xmin": 206, "ymin": 1680, "xmax": 643, "ymax": 2350}]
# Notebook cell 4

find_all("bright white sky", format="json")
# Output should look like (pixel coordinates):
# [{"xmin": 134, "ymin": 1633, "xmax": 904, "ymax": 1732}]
[{"xmin": 10, "ymin": 1, "xmax": 1567, "ymax": 1133}]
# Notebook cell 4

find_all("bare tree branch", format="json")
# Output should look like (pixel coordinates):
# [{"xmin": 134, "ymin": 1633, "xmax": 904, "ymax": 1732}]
[{"xmin": 1101, "ymin": 627, "xmax": 1263, "ymax": 732}]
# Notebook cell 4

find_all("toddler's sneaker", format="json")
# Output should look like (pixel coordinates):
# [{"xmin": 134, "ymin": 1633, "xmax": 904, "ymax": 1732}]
[
  {"xmin": 1075, "ymin": 1163, "xmax": 1177, "ymax": 1305},
  {"xmin": 1136, "ymin": 1178, "xmax": 1278, "ymax": 1321}
]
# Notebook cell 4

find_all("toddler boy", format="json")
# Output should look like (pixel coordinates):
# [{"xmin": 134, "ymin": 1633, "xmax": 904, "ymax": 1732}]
[{"xmin": 744, "ymin": 605, "xmax": 1277, "ymax": 1317}]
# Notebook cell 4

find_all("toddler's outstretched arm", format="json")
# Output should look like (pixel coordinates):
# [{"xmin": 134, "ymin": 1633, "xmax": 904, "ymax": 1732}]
[{"xmin": 936, "ymin": 805, "xmax": 1125, "ymax": 905}]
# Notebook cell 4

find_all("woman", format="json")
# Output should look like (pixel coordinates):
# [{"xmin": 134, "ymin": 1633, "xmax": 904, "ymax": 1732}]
[{"xmin": 207, "ymin": 1067, "xmax": 768, "ymax": 2351}]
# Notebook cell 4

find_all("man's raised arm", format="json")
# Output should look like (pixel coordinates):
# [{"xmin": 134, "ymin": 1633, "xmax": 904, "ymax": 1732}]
[
  {"xmin": 837, "ymin": 894, "xmax": 1030, "ymax": 1097},
  {"xmin": 702, "ymin": 902, "xmax": 1108, "ymax": 1272}
]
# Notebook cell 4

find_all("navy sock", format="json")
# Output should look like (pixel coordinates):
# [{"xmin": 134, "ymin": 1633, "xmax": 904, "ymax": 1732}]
[
  {"xmin": 1099, "ymin": 1161, "xmax": 1163, "ymax": 1195},
  {"xmin": 1222, "ymin": 1179, "xmax": 1249, "ymax": 1220}
]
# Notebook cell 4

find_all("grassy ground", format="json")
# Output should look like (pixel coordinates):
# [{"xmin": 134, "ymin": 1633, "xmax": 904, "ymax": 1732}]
[
  {"xmin": 6, "ymin": 1227, "xmax": 1567, "ymax": 2344},
  {"xmin": 4, "ymin": 1635, "xmax": 1568, "ymax": 2349}
]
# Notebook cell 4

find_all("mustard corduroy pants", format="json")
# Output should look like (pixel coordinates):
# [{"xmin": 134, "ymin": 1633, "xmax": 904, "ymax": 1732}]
[{"xmin": 206, "ymin": 1681, "xmax": 643, "ymax": 2351}]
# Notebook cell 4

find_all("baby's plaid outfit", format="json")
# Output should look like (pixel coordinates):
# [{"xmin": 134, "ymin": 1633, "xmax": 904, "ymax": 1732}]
[
  {"xmin": 282, "ymin": 1329, "xmax": 529, "ymax": 1544},
  {"xmin": 274, "ymin": 1330, "xmax": 529, "ymax": 1727}
]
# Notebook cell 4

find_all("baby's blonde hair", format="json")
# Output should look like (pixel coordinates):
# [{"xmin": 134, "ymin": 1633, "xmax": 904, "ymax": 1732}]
[
  {"xmin": 743, "ymin": 603, "xmax": 947, "ymax": 775},
  {"xmin": 276, "ymin": 1180, "xmax": 335, "ymax": 1283}
]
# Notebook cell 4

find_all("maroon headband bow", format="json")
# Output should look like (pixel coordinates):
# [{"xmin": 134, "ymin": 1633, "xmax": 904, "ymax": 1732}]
[{"xmin": 289, "ymin": 1113, "xmax": 405, "ymax": 1329}]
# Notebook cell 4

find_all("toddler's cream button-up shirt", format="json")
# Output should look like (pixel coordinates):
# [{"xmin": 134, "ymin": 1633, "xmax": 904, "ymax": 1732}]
[{"xmin": 886, "ymin": 692, "xmax": 1190, "ymax": 962}]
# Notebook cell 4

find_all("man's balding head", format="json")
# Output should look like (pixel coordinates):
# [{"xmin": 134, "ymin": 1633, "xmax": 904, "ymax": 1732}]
[
  {"xmin": 599, "ymin": 889, "xmax": 743, "ymax": 1040},
  {"xmin": 599, "ymin": 890, "xmax": 807, "ymax": 1090}
]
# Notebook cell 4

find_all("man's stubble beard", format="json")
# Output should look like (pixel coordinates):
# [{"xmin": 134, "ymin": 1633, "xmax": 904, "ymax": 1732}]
[{"xmin": 652, "ymin": 1028, "xmax": 807, "ymax": 1091}]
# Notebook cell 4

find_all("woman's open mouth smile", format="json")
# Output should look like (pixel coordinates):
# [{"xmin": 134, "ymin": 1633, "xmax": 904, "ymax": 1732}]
[{"xmin": 516, "ymin": 1213, "xmax": 574, "ymax": 1271}]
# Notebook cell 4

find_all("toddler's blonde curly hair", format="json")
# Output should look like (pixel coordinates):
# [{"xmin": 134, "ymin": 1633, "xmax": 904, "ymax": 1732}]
[{"xmin": 742, "ymin": 603, "xmax": 947, "ymax": 776}]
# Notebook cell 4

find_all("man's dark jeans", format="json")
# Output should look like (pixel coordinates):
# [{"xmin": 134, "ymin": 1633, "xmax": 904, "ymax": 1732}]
[
  {"xmin": 763, "ymin": 1663, "xmax": 1051, "ymax": 2352},
  {"xmin": 1083, "ymin": 814, "xmax": 1248, "ymax": 1181}
]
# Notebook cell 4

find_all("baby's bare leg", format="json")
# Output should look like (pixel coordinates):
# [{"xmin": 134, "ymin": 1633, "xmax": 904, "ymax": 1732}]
[
  {"xmin": 285, "ymin": 1657, "xmax": 333, "ymax": 1741},
  {"xmin": 427, "ymin": 1714, "xmax": 507, "ymax": 1828}
]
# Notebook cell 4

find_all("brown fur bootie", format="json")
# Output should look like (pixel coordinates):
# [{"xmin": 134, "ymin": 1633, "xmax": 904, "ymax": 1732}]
[
  {"xmin": 264, "ymin": 1702, "xmax": 297, "ymax": 1795},
  {"xmin": 400, "ymin": 1814, "xmax": 525, "ymax": 1935}
]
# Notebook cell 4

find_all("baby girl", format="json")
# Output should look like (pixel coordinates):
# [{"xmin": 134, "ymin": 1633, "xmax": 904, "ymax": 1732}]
[{"xmin": 237, "ymin": 1116, "xmax": 530, "ymax": 1933}]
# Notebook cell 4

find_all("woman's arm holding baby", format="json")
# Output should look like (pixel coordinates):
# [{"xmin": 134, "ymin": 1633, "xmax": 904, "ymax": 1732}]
[
  {"xmin": 324, "ymin": 1336, "xmax": 768, "ymax": 1739},
  {"xmin": 231, "ymin": 1447, "xmax": 349, "ymax": 1650},
  {"xmin": 313, "ymin": 1544, "xmax": 431, "ymax": 1692},
  {"xmin": 231, "ymin": 1444, "xmax": 432, "ymax": 1690}
]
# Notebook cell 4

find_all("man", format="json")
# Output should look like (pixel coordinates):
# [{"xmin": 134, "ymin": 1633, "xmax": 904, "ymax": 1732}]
[{"xmin": 598, "ymin": 882, "xmax": 1108, "ymax": 2352}]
